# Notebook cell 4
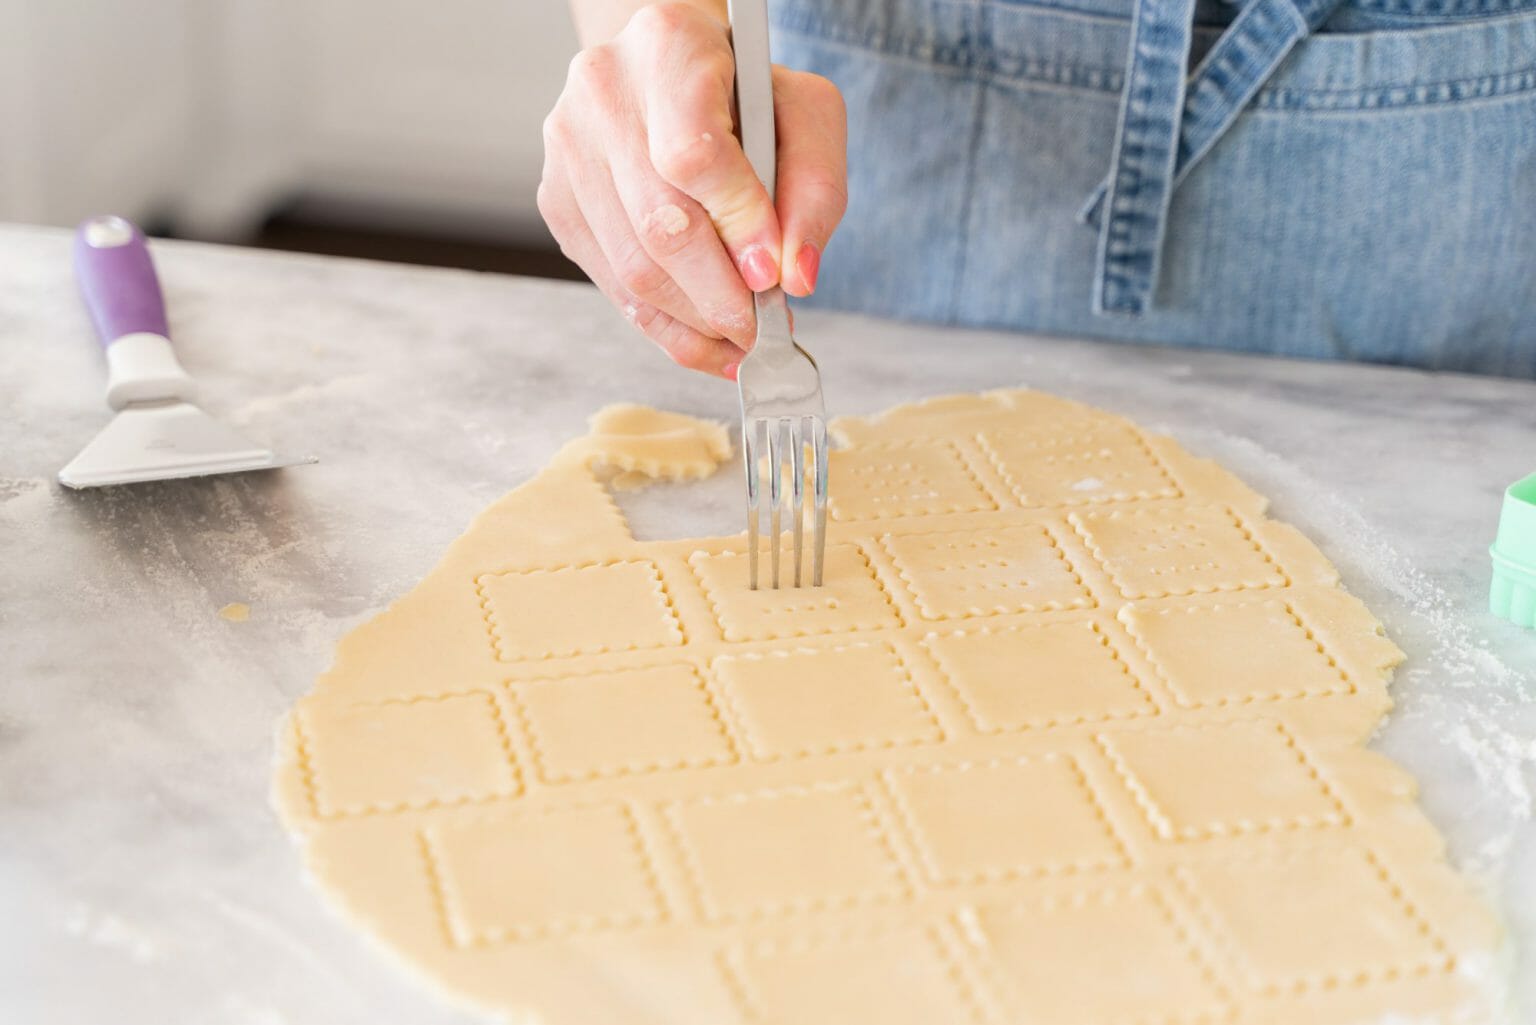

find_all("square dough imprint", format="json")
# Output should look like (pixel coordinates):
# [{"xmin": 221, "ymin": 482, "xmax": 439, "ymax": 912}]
[
  {"xmin": 923, "ymin": 619, "xmax": 1156, "ymax": 732},
  {"xmin": 298, "ymin": 693, "xmax": 520, "ymax": 816},
  {"xmin": 477, "ymin": 560, "xmax": 684, "ymax": 660},
  {"xmin": 509, "ymin": 663, "xmax": 737, "ymax": 782},
  {"xmin": 663, "ymin": 783, "xmax": 909, "ymax": 920},
  {"xmin": 711, "ymin": 641, "xmax": 943, "ymax": 758}
]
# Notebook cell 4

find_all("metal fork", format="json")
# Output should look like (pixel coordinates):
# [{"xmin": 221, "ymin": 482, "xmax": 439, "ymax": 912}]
[{"xmin": 729, "ymin": 0, "xmax": 830, "ymax": 589}]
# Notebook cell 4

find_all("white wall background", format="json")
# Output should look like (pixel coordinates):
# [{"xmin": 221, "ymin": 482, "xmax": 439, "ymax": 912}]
[{"xmin": 1, "ymin": 0, "xmax": 580, "ymax": 241}]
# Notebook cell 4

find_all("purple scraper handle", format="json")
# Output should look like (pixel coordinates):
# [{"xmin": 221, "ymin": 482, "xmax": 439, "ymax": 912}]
[{"xmin": 73, "ymin": 216, "xmax": 170, "ymax": 346}]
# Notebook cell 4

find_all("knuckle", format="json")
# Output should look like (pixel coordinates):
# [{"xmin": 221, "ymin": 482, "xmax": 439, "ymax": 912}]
[
  {"xmin": 615, "ymin": 257, "xmax": 669, "ymax": 301},
  {"xmin": 804, "ymin": 175, "xmax": 849, "ymax": 221},
  {"xmin": 697, "ymin": 49, "xmax": 736, "ymax": 88},
  {"xmin": 709, "ymin": 182, "xmax": 770, "ymax": 232},
  {"xmin": 627, "ymin": 1, "xmax": 690, "ymax": 39},
  {"xmin": 541, "ymin": 110, "xmax": 571, "ymax": 153},
  {"xmin": 626, "ymin": 300, "xmax": 665, "ymax": 334},
  {"xmin": 825, "ymin": 81, "xmax": 848, "ymax": 121},
  {"xmin": 535, "ymin": 181, "xmax": 578, "ymax": 242},
  {"xmin": 679, "ymin": 59, "xmax": 733, "ymax": 110},
  {"xmin": 651, "ymin": 129, "xmax": 721, "ymax": 187},
  {"xmin": 803, "ymin": 72, "xmax": 845, "ymax": 111},
  {"xmin": 663, "ymin": 337, "xmax": 710, "ymax": 371},
  {"xmin": 773, "ymin": 66, "xmax": 808, "ymax": 95},
  {"xmin": 567, "ymin": 44, "xmax": 616, "ymax": 89},
  {"xmin": 535, "ymin": 180, "xmax": 560, "ymax": 224},
  {"xmin": 781, "ymin": 68, "xmax": 843, "ymax": 110}
]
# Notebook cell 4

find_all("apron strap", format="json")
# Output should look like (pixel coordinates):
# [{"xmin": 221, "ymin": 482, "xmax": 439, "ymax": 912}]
[{"xmin": 1085, "ymin": 0, "xmax": 1347, "ymax": 315}]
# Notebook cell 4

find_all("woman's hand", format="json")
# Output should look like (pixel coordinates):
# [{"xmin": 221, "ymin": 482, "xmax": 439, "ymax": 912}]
[{"xmin": 539, "ymin": 1, "xmax": 847, "ymax": 378}]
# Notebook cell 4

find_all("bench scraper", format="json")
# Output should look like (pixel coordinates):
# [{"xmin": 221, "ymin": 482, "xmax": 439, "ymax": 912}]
[{"xmin": 59, "ymin": 216, "xmax": 314, "ymax": 489}]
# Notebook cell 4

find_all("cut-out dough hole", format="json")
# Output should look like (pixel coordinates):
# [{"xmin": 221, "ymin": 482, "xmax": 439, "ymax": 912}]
[{"xmin": 605, "ymin": 467, "xmax": 745, "ymax": 542}]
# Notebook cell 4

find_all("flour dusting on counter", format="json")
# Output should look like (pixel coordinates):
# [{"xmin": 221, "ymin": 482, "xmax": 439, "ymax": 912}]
[{"xmin": 1177, "ymin": 432, "xmax": 1533, "ymax": 840}]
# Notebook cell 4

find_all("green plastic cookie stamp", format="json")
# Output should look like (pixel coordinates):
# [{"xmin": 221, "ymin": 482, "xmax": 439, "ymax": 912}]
[{"xmin": 1490, "ymin": 472, "xmax": 1536, "ymax": 629}]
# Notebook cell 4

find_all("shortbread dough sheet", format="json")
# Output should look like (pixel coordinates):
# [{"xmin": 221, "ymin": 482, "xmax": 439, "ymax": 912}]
[{"xmin": 273, "ymin": 390, "xmax": 1499, "ymax": 1024}]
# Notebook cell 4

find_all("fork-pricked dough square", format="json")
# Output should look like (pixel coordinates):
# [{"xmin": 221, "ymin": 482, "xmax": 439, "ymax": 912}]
[
  {"xmin": 689, "ymin": 544, "xmax": 899, "ymax": 642},
  {"xmin": 977, "ymin": 423, "xmax": 1181, "ymax": 508},
  {"xmin": 1071, "ymin": 505, "xmax": 1288, "ymax": 598},
  {"xmin": 828, "ymin": 442, "xmax": 997, "ymax": 521},
  {"xmin": 882, "ymin": 524, "xmax": 1095, "ymax": 619}
]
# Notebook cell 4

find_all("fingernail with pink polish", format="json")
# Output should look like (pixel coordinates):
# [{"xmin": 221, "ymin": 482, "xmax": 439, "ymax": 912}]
[
  {"xmin": 739, "ymin": 245, "xmax": 779, "ymax": 292},
  {"xmin": 796, "ymin": 243, "xmax": 821, "ymax": 294}
]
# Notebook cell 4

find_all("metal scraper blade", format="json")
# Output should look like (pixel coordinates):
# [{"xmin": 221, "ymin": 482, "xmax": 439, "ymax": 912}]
[{"xmin": 58, "ymin": 399, "xmax": 314, "ymax": 489}]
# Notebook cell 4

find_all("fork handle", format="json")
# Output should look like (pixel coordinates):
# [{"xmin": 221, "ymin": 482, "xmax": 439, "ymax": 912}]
[
  {"xmin": 728, "ymin": 0, "xmax": 776, "ymax": 201},
  {"xmin": 728, "ymin": 0, "xmax": 794, "ymax": 340},
  {"xmin": 753, "ymin": 286, "xmax": 792, "ymax": 340}
]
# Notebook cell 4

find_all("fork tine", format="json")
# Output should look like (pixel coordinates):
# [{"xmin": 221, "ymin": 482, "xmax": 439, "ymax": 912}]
[
  {"xmin": 767, "ymin": 417, "xmax": 783, "ymax": 588},
  {"xmin": 745, "ymin": 417, "xmax": 762, "ymax": 590},
  {"xmin": 811, "ymin": 417, "xmax": 828, "ymax": 586},
  {"xmin": 791, "ymin": 417, "xmax": 805, "ymax": 586}
]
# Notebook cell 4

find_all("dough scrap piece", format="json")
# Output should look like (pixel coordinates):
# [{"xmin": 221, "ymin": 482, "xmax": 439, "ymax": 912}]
[
  {"xmin": 568, "ymin": 403, "xmax": 731, "ymax": 482},
  {"xmin": 273, "ymin": 390, "xmax": 1500, "ymax": 1024}
]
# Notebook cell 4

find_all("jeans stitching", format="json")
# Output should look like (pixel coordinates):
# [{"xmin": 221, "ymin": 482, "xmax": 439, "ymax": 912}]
[
  {"xmin": 774, "ymin": 7, "xmax": 1536, "ymax": 108},
  {"xmin": 947, "ymin": 7, "xmax": 994, "ymax": 323},
  {"xmin": 1096, "ymin": 0, "xmax": 1196, "ymax": 313},
  {"xmin": 774, "ymin": 6, "xmax": 1128, "ymax": 90},
  {"xmin": 1256, "ymin": 66, "xmax": 1536, "ymax": 107},
  {"xmin": 1174, "ymin": 0, "xmax": 1307, "ymax": 172},
  {"xmin": 1349, "ymin": 0, "xmax": 1534, "ymax": 14},
  {"xmin": 979, "ymin": 0, "xmax": 1536, "ymax": 15}
]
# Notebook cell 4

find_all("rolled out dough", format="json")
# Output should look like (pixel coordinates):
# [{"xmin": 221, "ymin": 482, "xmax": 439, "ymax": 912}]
[{"xmin": 273, "ymin": 391, "xmax": 1500, "ymax": 1024}]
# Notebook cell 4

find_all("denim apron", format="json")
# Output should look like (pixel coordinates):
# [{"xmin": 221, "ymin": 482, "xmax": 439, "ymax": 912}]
[{"xmin": 770, "ymin": 0, "xmax": 1536, "ymax": 377}]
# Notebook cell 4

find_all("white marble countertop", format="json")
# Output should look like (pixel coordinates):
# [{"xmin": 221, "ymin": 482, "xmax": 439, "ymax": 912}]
[{"xmin": 3, "ymin": 223, "xmax": 1533, "ymax": 1023}]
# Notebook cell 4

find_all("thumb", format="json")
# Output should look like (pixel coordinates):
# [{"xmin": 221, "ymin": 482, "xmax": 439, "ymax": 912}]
[{"xmin": 772, "ymin": 69, "xmax": 847, "ymax": 297}]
